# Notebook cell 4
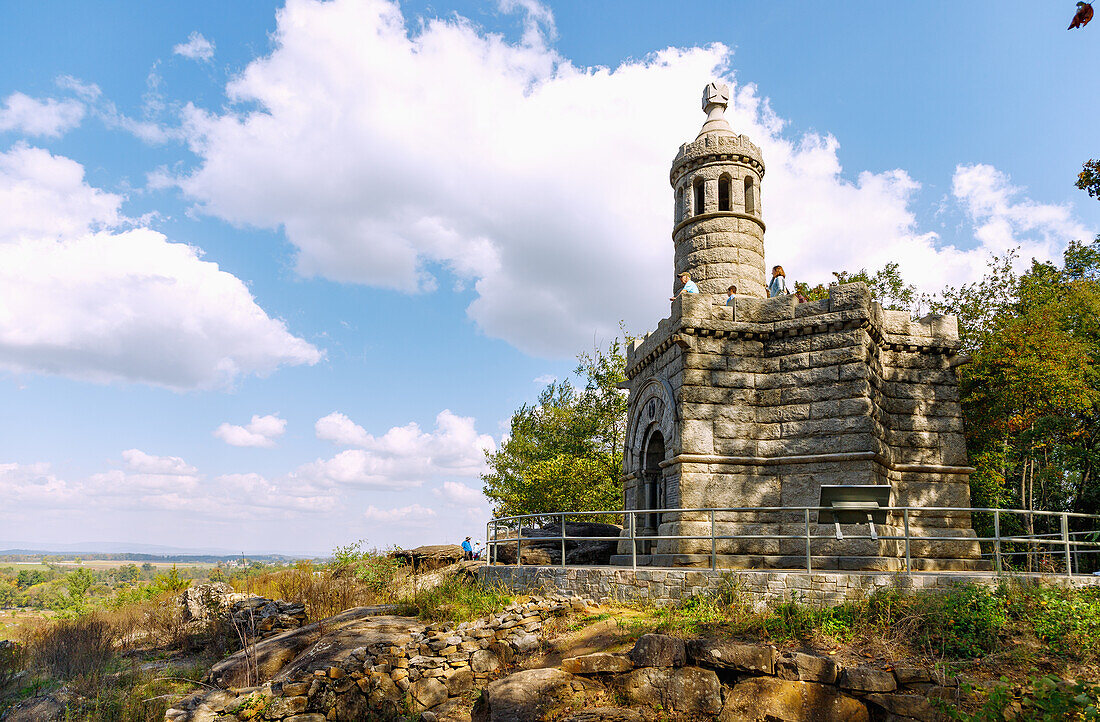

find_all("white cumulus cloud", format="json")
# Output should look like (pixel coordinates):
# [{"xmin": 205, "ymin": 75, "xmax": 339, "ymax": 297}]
[
  {"xmin": 363, "ymin": 503, "xmax": 437, "ymax": 524},
  {"xmin": 215, "ymin": 414, "xmax": 288, "ymax": 448},
  {"xmin": 0, "ymin": 93, "xmax": 84, "ymax": 137},
  {"xmin": 0, "ymin": 144, "xmax": 322, "ymax": 389},
  {"xmin": 304, "ymin": 410, "xmax": 495, "ymax": 488},
  {"xmin": 176, "ymin": 0, "xmax": 1092, "ymax": 355},
  {"xmin": 174, "ymin": 32, "xmax": 215, "ymax": 62}
]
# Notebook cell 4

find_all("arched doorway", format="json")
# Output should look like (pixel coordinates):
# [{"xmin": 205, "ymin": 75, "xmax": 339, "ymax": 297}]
[{"xmin": 641, "ymin": 430, "xmax": 666, "ymax": 553}]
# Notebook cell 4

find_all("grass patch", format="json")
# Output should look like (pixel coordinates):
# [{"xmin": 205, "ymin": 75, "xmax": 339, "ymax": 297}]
[
  {"xmin": 617, "ymin": 576, "xmax": 1100, "ymax": 666},
  {"xmin": 395, "ymin": 578, "xmax": 512, "ymax": 622}
]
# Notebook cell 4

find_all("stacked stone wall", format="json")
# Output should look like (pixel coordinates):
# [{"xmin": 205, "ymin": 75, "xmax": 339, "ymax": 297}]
[{"xmin": 166, "ymin": 596, "xmax": 582, "ymax": 722}]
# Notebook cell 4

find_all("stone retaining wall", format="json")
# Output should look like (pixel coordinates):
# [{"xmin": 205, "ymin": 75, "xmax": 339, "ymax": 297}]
[{"xmin": 478, "ymin": 565, "xmax": 1100, "ymax": 607}]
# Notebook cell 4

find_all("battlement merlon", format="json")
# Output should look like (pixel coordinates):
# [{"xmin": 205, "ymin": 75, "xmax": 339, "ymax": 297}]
[
  {"xmin": 671, "ymin": 134, "xmax": 765, "ymax": 184},
  {"xmin": 626, "ymin": 282, "xmax": 960, "ymax": 379}
]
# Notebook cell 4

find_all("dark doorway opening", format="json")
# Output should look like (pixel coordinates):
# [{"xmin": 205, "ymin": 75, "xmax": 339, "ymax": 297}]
[{"xmin": 642, "ymin": 430, "xmax": 666, "ymax": 552}]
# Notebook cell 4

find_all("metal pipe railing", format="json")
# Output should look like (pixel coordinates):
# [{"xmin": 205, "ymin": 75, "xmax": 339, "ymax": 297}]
[{"xmin": 484, "ymin": 506, "xmax": 1100, "ymax": 577}]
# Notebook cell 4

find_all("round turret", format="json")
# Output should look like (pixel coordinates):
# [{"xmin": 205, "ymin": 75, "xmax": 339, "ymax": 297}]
[{"xmin": 670, "ymin": 83, "xmax": 766, "ymax": 297}]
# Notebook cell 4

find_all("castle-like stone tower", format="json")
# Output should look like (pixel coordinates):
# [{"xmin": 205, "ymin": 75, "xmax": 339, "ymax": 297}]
[
  {"xmin": 615, "ymin": 85, "xmax": 987, "ymax": 571},
  {"xmin": 672, "ymin": 83, "xmax": 766, "ymax": 298}
]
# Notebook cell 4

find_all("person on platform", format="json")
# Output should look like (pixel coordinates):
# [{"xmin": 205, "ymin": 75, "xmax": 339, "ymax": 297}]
[
  {"xmin": 725, "ymin": 285, "xmax": 737, "ymax": 306},
  {"xmin": 461, "ymin": 536, "xmax": 474, "ymax": 561},
  {"xmin": 670, "ymin": 272, "xmax": 699, "ymax": 301},
  {"xmin": 768, "ymin": 266, "xmax": 788, "ymax": 298}
]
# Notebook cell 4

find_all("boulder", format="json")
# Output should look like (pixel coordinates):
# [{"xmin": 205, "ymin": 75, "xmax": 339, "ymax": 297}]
[
  {"xmin": 4, "ymin": 694, "xmax": 66, "ymax": 722},
  {"xmin": 838, "ymin": 666, "xmax": 897, "ymax": 693},
  {"xmin": 431, "ymin": 697, "xmax": 475, "ymax": 722},
  {"xmin": 687, "ymin": 639, "xmax": 775, "ymax": 675},
  {"xmin": 493, "ymin": 522, "xmax": 622, "ymax": 565},
  {"xmin": 775, "ymin": 652, "xmax": 838, "ymax": 684},
  {"xmin": 408, "ymin": 677, "xmax": 449, "ymax": 713},
  {"xmin": 471, "ymin": 648, "xmax": 504, "ymax": 673},
  {"xmin": 178, "ymin": 582, "xmax": 254, "ymax": 624},
  {"xmin": 720, "ymin": 677, "xmax": 869, "ymax": 722},
  {"xmin": 628, "ymin": 633, "xmax": 685, "ymax": 667},
  {"xmin": 391, "ymin": 544, "xmax": 467, "ymax": 572},
  {"xmin": 618, "ymin": 666, "xmax": 722, "ymax": 714},
  {"xmin": 205, "ymin": 606, "xmax": 410, "ymax": 688},
  {"xmin": 560, "ymin": 710, "xmax": 644, "ymax": 722},
  {"xmin": 561, "ymin": 653, "xmax": 634, "ymax": 675},
  {"xmin": 472, "ymin": 668, "xmax": 599, "ymax": 722},
  {"xmin": 864, "ymin": 692, "xmax": 938, "ymax": 721}
]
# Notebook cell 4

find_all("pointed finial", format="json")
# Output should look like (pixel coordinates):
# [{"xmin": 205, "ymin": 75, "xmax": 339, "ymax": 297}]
[{"xmin": 698, "ymin": 82, "xmax": 732, "ymax": 137}]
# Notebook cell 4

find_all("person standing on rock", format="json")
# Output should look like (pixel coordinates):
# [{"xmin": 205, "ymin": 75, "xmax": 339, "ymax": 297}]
[
  {"xmin": 462, "ymin": 536, "xmax": 474, "ymax": 561},
  {"xmin": 768, "ymin": 266, "xmax": 788, "ymax": 298},
  {"xmin": 670, "ymin": 271, "xmax": 699, "ymax": 301}
]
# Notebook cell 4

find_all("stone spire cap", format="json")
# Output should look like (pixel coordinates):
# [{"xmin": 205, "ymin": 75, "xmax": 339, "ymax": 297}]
[{"xmin": 697, "ymin": 82, "xmax": 733, "ymax": 138}]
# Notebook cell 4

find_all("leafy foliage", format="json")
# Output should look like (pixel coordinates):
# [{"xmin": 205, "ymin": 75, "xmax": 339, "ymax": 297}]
[
  {"xmin": 794, "ymin": 262, "xmax": 916, "ymax": 310},
  {"xmin": 943, "ymin": 675, "xmax": 1100, "ymax": 722},
  {"xmin": 481, "ymin": 335, "xmax": 628, "ymax": 517},
  {"xmin": 1078, "ymin": 159, "xmax": 1100, "ymax": 200},
  {"xmin": 927, "ymin": 239, "xmax": 1100, "ymax": 535}
]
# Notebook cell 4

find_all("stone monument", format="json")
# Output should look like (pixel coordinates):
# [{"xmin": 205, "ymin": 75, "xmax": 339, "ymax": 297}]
[{"xmin": 613, "ymin": 84, "xmax": 987, "ymax": 571}]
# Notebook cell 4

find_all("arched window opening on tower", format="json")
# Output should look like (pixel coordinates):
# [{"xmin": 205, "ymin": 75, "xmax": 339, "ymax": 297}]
[
  {"xmin": 693, "ymin": 178, "xmax": 705, "ymax": 216},
  {"xmin": 718, "ymin": 175, "xmax": 731, "ymax": 212},
  {"xmin": 676, "ymin": 188, "xmax": 684, "ymax": 222},
  {"xmin": 744, "ymin": 176, "xmax": 755, "ymax": 214}
]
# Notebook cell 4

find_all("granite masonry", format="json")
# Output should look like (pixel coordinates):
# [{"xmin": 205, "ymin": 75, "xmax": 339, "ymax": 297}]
[{"xmin": 615, "ymin": 83, "xmax": 985, "ymax": 571}]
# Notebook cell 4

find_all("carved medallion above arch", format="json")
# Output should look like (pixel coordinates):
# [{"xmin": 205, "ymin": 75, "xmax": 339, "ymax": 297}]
[{"xmin": 625, "ymin": 376, "xmax": 678, "ymax": 475}]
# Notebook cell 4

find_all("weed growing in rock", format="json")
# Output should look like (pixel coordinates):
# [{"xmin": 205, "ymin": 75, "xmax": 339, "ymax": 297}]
[{"xmin": 396, "ymin": 578, "xmax": 512, "ymax": 622}]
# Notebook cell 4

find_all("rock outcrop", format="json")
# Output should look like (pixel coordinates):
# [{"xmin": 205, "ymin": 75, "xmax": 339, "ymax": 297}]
[
  {"xmin": 492, "ymin": 522, "xmax": 622, "ymax": 565},
  {"xmin": 390, "ymin": 544, "xmax": 467, "ymax": 572},
  {"xmin": 167, "ymin": 595, "xmax": 958, "ymax": 722}
]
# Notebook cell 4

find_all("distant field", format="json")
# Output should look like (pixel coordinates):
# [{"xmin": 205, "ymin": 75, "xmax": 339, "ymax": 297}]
[{"xmin": 0, "ymin": 560, "xmax": 213, "ymax": 572}]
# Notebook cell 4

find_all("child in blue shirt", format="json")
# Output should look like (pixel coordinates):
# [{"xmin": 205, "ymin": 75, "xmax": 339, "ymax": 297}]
[{"xmin": 671, "ymin": 272, "xmax": 699, "ymax": 301}]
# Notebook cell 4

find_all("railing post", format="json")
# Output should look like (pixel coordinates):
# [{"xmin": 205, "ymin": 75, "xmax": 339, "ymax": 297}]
[
  {"xmin": 630, "ymin": 511, "xmax": 637, "ymax": 572},
  {"xmin": 710, "ymin": 509, "xmax": 716, "ymax": 572},
  {"xmin": 560, "ymin": 512, "xmax": 567, "ymax": 569},
  {"xmin": 1062, "ymin": 512, "xmax": 1072, "ymax": 577},
  {"xmin": 804, "ymin": 507, "xmax": 812, "ymax": 574},
  {"xmin": 517, "ymin": 522, "xmax": 522, "ymax": 567},
  {"xmin": 903, "ymin": 507, "xmax": 912, "ymax": 576},
  {"xmin": 993, "ymin": 510, "xmax": 1002, "ymax": 575}
]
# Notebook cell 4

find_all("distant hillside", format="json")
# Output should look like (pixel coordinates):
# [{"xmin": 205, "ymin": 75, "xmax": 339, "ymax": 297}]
[{"xmin": 0, "ymin": 541, "xmax": 319, "ymax": 559}]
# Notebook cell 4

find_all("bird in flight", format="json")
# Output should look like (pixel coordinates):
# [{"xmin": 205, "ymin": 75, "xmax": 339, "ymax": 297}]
[{"xmin": 1069, "ymin": 1, "xmax": 1093, "ymax": 29}]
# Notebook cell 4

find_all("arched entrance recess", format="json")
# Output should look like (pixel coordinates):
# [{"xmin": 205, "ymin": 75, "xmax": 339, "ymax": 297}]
[{"xmin": 642, "ymin": 429, "xmax": 666, "ymax": 553}]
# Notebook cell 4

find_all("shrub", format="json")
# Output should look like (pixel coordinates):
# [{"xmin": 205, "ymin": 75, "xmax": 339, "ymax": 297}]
[
  {"xmin": 941, "ymin": 675, "xmax": 1100, "ymax": 721},
  {"xmin": 0, "ymin": 639, "xmax": 24, "ymax": 686},
  {"xmin": 28, "ymin": 614, "xmax": 115, "ymax": 679},
  {"xmin": 921, "ymin": 584, "xmax": 1007, "ymax": 658},
  {"xmin": 396, "ymin": 578, "xmax": 512, "ymax": 622}
]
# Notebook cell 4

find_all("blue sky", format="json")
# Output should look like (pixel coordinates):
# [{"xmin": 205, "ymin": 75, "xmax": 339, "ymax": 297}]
[{"xmin": 1, "ymin": 0, "xmax": 1096, "ymax": 555}]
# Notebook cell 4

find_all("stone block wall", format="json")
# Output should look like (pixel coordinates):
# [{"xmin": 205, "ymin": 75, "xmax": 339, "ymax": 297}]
[
  {"xmin": 478, "ymin": 566, "xmax": 1100, "ymax": 608},
  {"xmin": 619, "ymin": 282, "xmax": 986, "ymax": 571}
]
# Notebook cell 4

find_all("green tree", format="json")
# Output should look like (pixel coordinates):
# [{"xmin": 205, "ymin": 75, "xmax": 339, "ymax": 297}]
[
  {"xmin": 931, "ymin": 239, "xmax": 1100, "ymax": 522},
  {"xmin": 482, "ymin": 336, "xmax": 628, "ymax": 517},
  {"xmin": 116, "ymin": 564, "xmax": 140, "ymax": 584},
  {"xmin": 1077, "ymin": 159, "xmax": 1100, "ymax": 200},
  {"xmin": 794, "ymin": 262, "xmax": 916, "ymax": 310},
  {"xmin": 832, "ymin": 262, "xmax": 916, "ymax": 311},
  {"xmin": 66, "ymin": 567, "xmax": 95, "ymax": 606}
]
